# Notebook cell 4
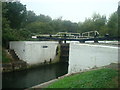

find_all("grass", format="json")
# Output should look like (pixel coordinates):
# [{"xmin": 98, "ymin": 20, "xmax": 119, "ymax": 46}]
[
  {"xmin": 47, "ymin": 68, "xmax": 119, "ymax": 88},
  {"xmin": 2, "ymin": 49, "xmax": 12, "ymax": 63}
]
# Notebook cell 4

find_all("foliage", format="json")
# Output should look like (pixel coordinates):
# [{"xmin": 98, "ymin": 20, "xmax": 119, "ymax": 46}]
[
  {"xmin": 36, "ymin": 14, "xmax": 52, "ymax": 23},
  {"xmin": 25, "ymin": 21, "xmax": 54, "ymax": 34},
  {"xmin": 78, "ymin": 13, "xmax": 108, "ymax": 36},
  {"xmin": 107, "ymin": 12, "xmax": 118, "ymax": 37},
  {"xmin": 47, "ymin": 68, "xmax": 119, "ymax": 88},
  {"xmin": 25, "ymin": 10, "xmax": 37, "ymax": 25},
  {"xmin": 4, "ymin": 1, "xmax": 27, "ymax": 29},
  {"xmin": 118, "ymin": 6, "xmax": 120, "ymax": 37}
]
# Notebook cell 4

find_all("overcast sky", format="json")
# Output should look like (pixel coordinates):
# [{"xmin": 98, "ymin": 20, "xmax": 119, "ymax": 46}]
[{"xmin": 20, "ymin": 0, "xmax": 119, "ymax": 23}]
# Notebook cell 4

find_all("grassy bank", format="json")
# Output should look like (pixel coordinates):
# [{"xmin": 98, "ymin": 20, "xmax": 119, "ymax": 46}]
[
  {"xmin": 47, "ymin": 68, "xmax": 119, "ymax": 88},
  {"xmin": 2, "ymin": 49, "xmax": 12, "ymax": 63}
]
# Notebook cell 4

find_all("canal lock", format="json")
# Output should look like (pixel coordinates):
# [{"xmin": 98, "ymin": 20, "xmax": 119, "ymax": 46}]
[{"xmin": 59, "ymin": 43, "xmax": 69, "ymax": 62}]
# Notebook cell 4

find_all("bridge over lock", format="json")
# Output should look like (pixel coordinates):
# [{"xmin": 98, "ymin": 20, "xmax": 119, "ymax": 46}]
[{"xmin": 32, "ymin": 31, "xmax": 119, "ymax": 43}]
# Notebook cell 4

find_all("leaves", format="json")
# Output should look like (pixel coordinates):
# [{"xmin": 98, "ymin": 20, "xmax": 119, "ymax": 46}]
[
  {"xmin": 4, "ymin": 2, "xmax": 27, "ymax": 29},
  {"xmin": 25, "ymin": 21, "xmax": 53, "ymax": 34},
  {"xmin": 107, "ymin": 12, "xmax": 118, "ymax": 37}
]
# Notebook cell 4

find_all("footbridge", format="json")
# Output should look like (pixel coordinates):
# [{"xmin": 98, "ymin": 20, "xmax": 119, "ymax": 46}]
[{"xmin": 32, "ymin": 31, "xmax": 119, "ymax": 43}]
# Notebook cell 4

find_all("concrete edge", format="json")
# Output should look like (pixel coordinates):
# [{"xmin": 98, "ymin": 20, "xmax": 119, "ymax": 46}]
[
  {"xmin": 26, "ymin": 73, "xmax": 69, "ymax": 89},
  {"xmin": 31, "ymin": 79, "xmax": 58, "ymax": 88}
]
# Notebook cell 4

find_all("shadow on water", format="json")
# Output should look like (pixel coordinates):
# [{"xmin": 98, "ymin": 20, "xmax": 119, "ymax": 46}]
[{"xmin": 2, "ymin": 62, "xmax": 68, "ymax": 88}]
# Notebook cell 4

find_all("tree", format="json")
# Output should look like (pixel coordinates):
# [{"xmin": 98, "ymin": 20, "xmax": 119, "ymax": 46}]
[
  {"xmin": 25, "ymin": 21, "xmax": 53, "ymax": 34},
  {"xmin": 50, "ymin": 18, "xmax": 63, "ymax": 33},
  {"xmin": 25, "ymin": 10, "xmax": 37, "ymax": 25},
  {"xmin": 78, "ymin": 18, "xmax": 95, "ymax": 33},
  {"xmin": 78, "ymin": 13, "xmax": 108, "ymax": 36},
  {"xmin": 36, "ymin": 14, "xmax": 52, "ymax": 22},
  {"xmin": 62, "ymin": 20, "xmax": 78, "ymax": 32},
  {"xmin": 118, "ymin": 4, "xmax": 120, "ymax": 37},
  {"xmin": 107, "ymin": 12, "xmax": 118, "ymax": 37},
  {"xmin": 2, "ymin": 2, "xmax": 28, "ymax": 48},
  {"xmin": 92, "ymin": 13, "xmax": 107, "ymax": 31},
  {"xmin": 4, "ymin": 1, "xmax": 27, "ymax": 29}
]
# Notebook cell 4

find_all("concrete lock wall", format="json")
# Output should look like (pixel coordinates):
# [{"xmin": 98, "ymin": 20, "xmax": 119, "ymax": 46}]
[
  {"xmin": 10, "ymin": 41, "xmax": 58, "ymax": 65},
  {"xmin": 10, "ymin": 41, "xmax": 26, "ymax": 61},
  {"xmin": 68, "ymin": 43, "xmax": 119, "ymax": 74}
]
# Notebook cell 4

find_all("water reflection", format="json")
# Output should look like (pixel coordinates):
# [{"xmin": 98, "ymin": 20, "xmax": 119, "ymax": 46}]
[{"xmin": 2, "ymin": 62, "xmax": 68, "ymax": 88}]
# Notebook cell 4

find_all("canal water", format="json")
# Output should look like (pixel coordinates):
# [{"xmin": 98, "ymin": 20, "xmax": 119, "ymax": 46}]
[{"xmin": 2, "ymin": 62, "xmax": 68, "ymax": 88}]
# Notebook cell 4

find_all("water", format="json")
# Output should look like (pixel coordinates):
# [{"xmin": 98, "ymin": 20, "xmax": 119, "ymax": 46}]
[{"xmin": 2, "ymin": 62, "xmax": 68, "ymax": 88}]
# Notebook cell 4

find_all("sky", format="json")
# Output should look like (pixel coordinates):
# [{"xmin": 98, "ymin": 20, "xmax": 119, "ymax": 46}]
[{"xmin": 20, "ymin": 0, "xmax": 119, "ymax": 23}]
